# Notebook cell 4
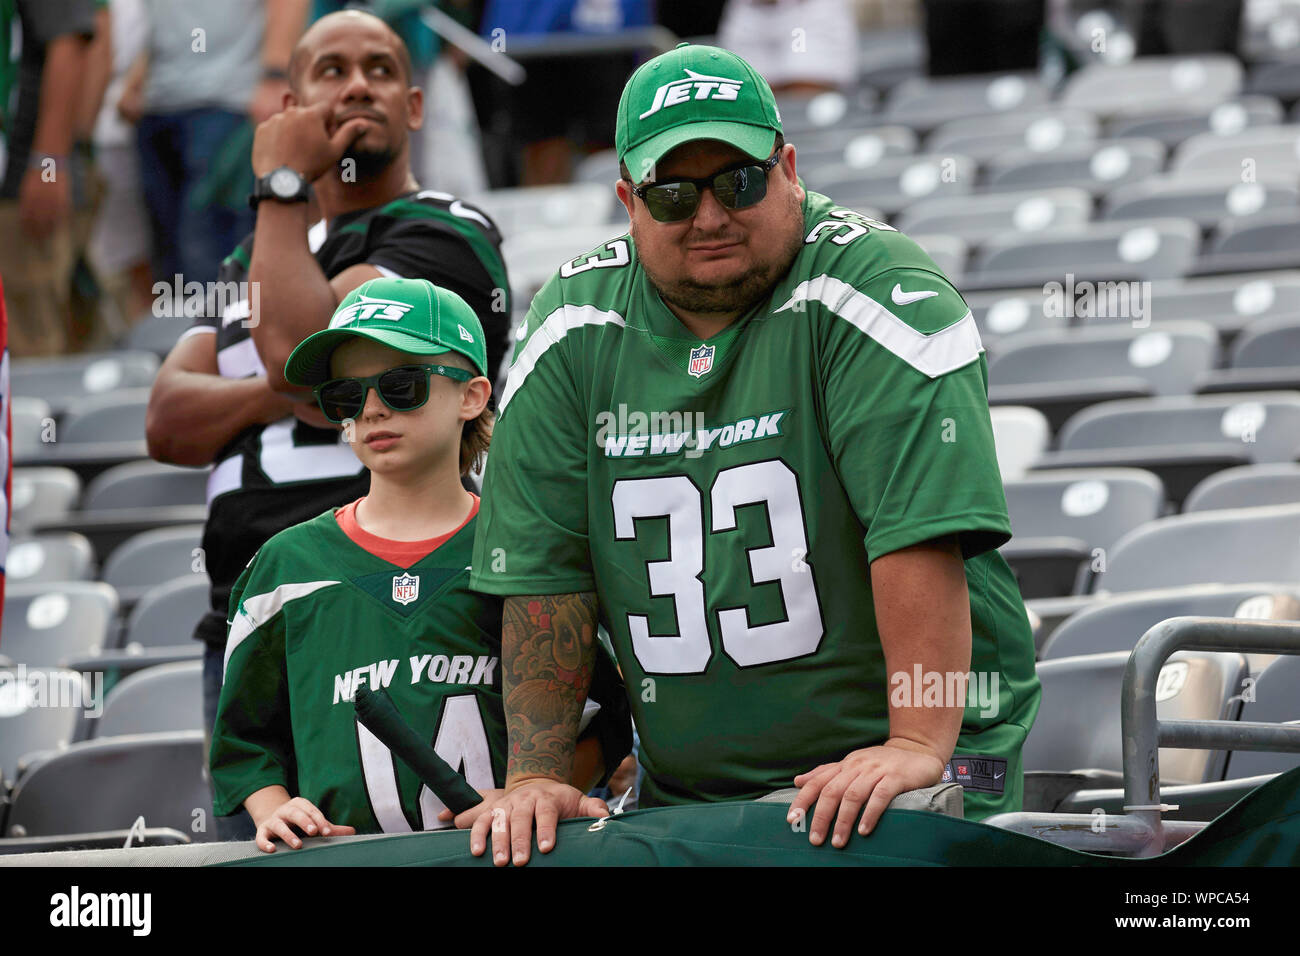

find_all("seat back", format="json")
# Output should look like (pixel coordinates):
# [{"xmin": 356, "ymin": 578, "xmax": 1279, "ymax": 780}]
[
  {"xmin": 101, "ymin": 525, "xmax": 205, "ymax": 595},
  {"xmin": 81, "ymin": 460, "xmax": 210, "ymax": 511},
  {"xmin": 1004, "ymin": 468, "xmax": 1164, "ymax": 553},
  {"xmin": 1, "ymin": 582, "xmax": 119, "ymax": 666},
  {"xmin": 0, "ymin": 667, "xmax": 90, "ymax": 783},
  {"xmin": 123, "ymin": 577, "xmax": 210, "ymax": 649},
  {"xmin": 93, "ymin": 662, "xmax": 204, "ymax": 739},
  {"xmin": 1184, "ymin": 463, "xmax": 1300, "ymax": 512},
  {"xmin": 1225, "ymin": 654, "xmax": 1300, "ymax": 778},
  {"xmin": 4, "ymin": 533, "xmax": 96, "ymax": 583}
]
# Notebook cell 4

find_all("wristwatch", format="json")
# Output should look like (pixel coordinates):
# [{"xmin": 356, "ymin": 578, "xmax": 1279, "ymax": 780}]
[{"xmin": 249, "ymin": 166, "xmax": 310, "ymax": 209}]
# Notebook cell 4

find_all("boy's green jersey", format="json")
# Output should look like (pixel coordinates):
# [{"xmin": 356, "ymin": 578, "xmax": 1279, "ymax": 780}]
[
  {"xmin": 471, "ymin": 189, "xmax": 1042, "ymax": 819},
  {"xmin": 211, "ymin": 508, "xmax": 630, "ymax": 833}
]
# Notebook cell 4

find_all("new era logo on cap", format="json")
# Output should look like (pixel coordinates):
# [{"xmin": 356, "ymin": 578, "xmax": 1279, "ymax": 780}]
[{"xmin": 639, "ymin": 69, "xmax": 744, "ymax": 120}]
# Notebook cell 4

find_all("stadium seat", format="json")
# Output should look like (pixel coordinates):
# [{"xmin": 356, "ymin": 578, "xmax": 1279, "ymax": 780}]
[
  {"xmin": 121, "ymin": 576, "xmax": 210, "ymax": 650},
  {"xmin": 793, "ymin": 126, "xmax": 919, "ymax": 178},
  {"xmin": 1224, "ymin": 654, "xmax": 1300, "ymax": 778},
  {"xmin": 1033, "ymin": 392, "xmax": 1300, "ymax": 505},
  {"xmin": 90, "ymin": 662, "xmax": 204, "ymax": 740},
  {"xmin": 8, "ymin": 467, "xmax": 81, "ymax": 536},
  {"xmin": 3, "ymin": 731, "xmax": 214, "ymax": 841},
  {"xmin": 57, "ymin": 389, "xmax": 150, "ymax": 444},
  {"xmin": 1024, "ymin": 650, "xmax": 1249, "ymax": 787},
  {"xmin": 1098, "ymin": 503, "xmax": 1300, "ymax": 594},
  {"xmin": 120, "ymin": 312, "xmax": 188, "ymax": 359},
  {"xmin": 1171, "ymin": 123, "xmax": 1300, "ymax": 178},
  {"xmin": 1060, "ymin": 55, "xmax": 1243, "ymax": 116},
  {"xmin": 983, "ymin": 138, "xmax": 1165, "ymax": 196},
  {"xmin": 801, "ymin": 153, "xmax": 977, "ymax": 217},
  {"xmin": 895, "ymin": 187, "xmax": 1093, "ymax": 247},
  {"xmin": 10, "ymin": 396, "xmax": 51, "ymax": 460},
  {"xmin": 80, "ymin": 460, "xmax": 209, "ymax": 512},
  {"xmin": 502, "ymin": 225, "xmax": 629, "ymax": 301},
  {"xmin": 855, "ymin": 25, "xmax": 924, "ymax": 92},
  {"xmin": 881, "ymin": 72, "xmax": 1050, "ymax": 131},
  {"xmin": 1040, "ymin": 584, "xmax": 1300, "ymax": 660},
  {"xmin": 1196, "ymin": 208, "xmax": 1300, "ymax": 274},
  {"xmin": 1183, "ymin": 463, "xmax": 1300, "ymax": 512},
  {"xmin": 100, "ymin": 525, "xmax": 205, "ymax": 608},
  {"xmin": 1103, "ymin": 96, "xmax": 1285, "ymax": 148},
  {"xmin": 1101, "ymin": 173, "xmax": 1299, "ymax": 230},
  {"xmin": 1, "ymin": 582, "xmax": 120, "ymax": 668},
  {"xmin": 773, "ymin": 88, "xmax": 878, "ymax": 135},
  {"xmin": 989, "ymin": 406, "xmax": 1050, "ymax": 480},
  {"xmin": 987, "ymin": 322, "xmax": 1219, "ymax": 430},
  {"xmin": 967, "ymin": 218, "xmax": 1200, "ymax": 289},
  {"xmin": 1001, "ymin": 468, "xmax": 1165, "ymax": 599},
  {"xmin": 908, "ymin": 233, "xmax": 967, "ymax": 281},
  {"xmin": 9, "ymin": 351, "xmax": 159, "ymax": 417},
  {"xmin": 0, "ymin": 667, "xmax": 91, "ymax": 784},
  {"xmin": 963, "ymin": 288, "xmax": 1072, "ymax": 351},
  {"xmin": 925, "ymin": 108, "xmax": 1099, "ymax": 163},
  {"xmin": 466, "ymin": 182, "xmax": 620, "ymax": 236},
  {"xmin": 1197, "ymin": 315, "xmax": 1300, "ymax": 394},
  {"xmin": 4, "ymin": 532, "xmax": 96, "ymax": 584}
]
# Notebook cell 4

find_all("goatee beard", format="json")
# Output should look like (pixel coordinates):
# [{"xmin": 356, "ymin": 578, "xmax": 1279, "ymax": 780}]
[{"xmin": 341, "ymin": 146, "xmax": 397, "ymax": 183}]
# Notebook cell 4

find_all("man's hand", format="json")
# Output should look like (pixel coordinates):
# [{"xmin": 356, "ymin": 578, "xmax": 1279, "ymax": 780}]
[
  {"xmin": 434, "ymin": 788, "xmax": 505, "ymax": 828},
  {"xmin": 251, "ymin": 100, "xmax": 369, "ymax": 180},
  {"xmin": 253, "ymin": 796, "xmax": 356, "ymax": 853},
  {"xmin": 18, "ymin": 165, "xmax": 70, "ymax": 242},
  {"xmin": 787, "ymin": 738, "xmax": 946, "ymax": 848},
  {"xmin": 465, "ymin": 779, "xmax": 609, "ymax": 867}
]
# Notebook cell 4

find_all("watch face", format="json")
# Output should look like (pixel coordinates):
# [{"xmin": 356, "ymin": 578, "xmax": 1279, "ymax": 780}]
[{"xmin": 269, "ymin": 168, "xmax": 301, "ymax": 198}]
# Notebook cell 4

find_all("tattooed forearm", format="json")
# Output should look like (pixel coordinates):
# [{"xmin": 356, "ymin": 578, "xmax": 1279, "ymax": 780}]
[{"xmin": 501, "ymin": 592, "xmax": 599, "ymax": 785}]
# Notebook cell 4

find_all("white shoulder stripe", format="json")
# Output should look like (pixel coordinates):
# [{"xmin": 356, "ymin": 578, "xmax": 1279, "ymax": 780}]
[
  {"xmin": 499, "ymin": 303, "xmax": 626, "ymax": 412},
  {"xmin": 775, "ymin": 274, "xmax": 984, "ymax": 378},
  {"xmin": 223, "ymin": 579, "xmax": 342, "ymax": 678}
]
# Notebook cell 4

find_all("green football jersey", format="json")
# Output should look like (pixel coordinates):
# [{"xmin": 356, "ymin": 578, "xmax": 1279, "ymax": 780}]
[
  {"xmin": 471, "ymin": 189, "xmax": 1042, "ymax": 820},
  {"xmin": 211, "ymin": 508, "xmax": 630, "ymax": 833}
]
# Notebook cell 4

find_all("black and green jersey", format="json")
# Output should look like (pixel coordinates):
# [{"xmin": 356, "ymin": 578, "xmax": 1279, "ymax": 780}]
[
  {"xmin": 471, "ymin": 189, "xmax": 1041, "ymax": 819},
  {"xmin": 188, "ymin": 190, "xmax": 510, "ymax": 649},
  {"xmin": 211, "ymin": 509, "xmax": 630, "ymax": 833}
]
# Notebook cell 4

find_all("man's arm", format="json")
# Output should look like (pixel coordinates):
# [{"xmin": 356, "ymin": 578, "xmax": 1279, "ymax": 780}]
[
  {"xmin": 786, "ymin": 534, "xmax": 969, "ymax": 847},
  {"xmin": 145, "ymin": 332, "xmax": 295, "ymax": 466},
  {"xmin": 248, "ymin": 0, "xmax": 310, "ymax": 125}
]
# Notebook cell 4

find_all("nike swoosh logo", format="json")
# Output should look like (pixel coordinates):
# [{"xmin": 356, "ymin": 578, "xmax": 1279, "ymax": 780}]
[
  {"xmin": 891, "ymin": 284, "xmax": 940, "ymax": 306},
  {"xmin": 450, "ymin": 200, "xmax": 492, "ymax": 230},
  {"xmin": 993, "ymin": 771, "xmax": 1005, "ymax": 780}
]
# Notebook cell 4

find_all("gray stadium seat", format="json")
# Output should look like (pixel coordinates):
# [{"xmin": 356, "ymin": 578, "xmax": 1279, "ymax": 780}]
[
  {"xmin": 122, "ymin": 576, "xmax": 210, "ymax": 650},
  {"xmin": 1040, "ymin": 584, "xmax": 1300, "ymax": 660},
  {"xmin": 4, "ymin": 533, "xmax": 96, "ymax": 584},
  {"xmin": 1196, "ymin": 209, "xmax": 1300, "ymax": 274},
  {"xmin": 0, "ymin": 667, "xmax": 90, "ymax": 783},
  {"xmin": 502, "ymin": 225, "xmax": 629, "ymax": 301},
  {"xmin": 895, "ymin": 187, "xmax": 1092, "ymax": 247},
  {"xmin": 963, "ymin": 288, "xmax": 1072, "ymax": 350},
  {"xmin": 774, "ymin": 88, "xmax": 878, "ymax": 135},
  {"xmin": 91, "ymin": 661, "xmax": 204, "ymax": 739},
  {"xmin": 1103, "ymin": 96, "xmax": 1284, "ymax": 147},
  {"xmin": 1061, "ymin": 55, "xmax": 1243, "ymax": 116},
  {"xmin": 467, "ymin": 182, "xmax": 619, "ymax": 235},
  {"xmin": 855, "ymin": 25, "xmax": 924, "ymax": 92},
  {"xmin": 1226, "ymin": 654, "xmax": 1300, "ymax": 778},
  {"xmin": 882, "ymin": 72, "xmax": 1049, "ymax": 131},
  {"xmin": 908, "ymin": 234, "xmax": 966, "ymax": 281},
  {"xmin": 1025, "ymin": 650, "xmax": 1249, "ymax": 786},
  {"xmin": 1098, "ymin": 503, "xmax": 1300, "ymax": 594},
  {"xmin": 802, "ymin": 153, "xmax": 976, "ymax": 217},
  {"xmin": 793, "ymin": 126, "xmax": 919, "ymax": 179},
  {"xmin": 80, "ymin": 460, "xmax": 209, "ymax": 511},
  {"xmin": 968, "ymin": 219, "xmax": 1199, "ymax": 289},
  {"xmin": 9, "ymin": 351, "xmax": 159, "ymax": 417},
  {"xmin": 1101, "ymin": 173, "xmax": 1299, "ymax": 230},
  {"xmin": 57, "ymin": 388, "xmax": 150, "ymax": 444},
  {"xmin": 1083, "ymin": 271, "xmax": 1300, "ymax": 341},
  {"xmin": 100, "ymin": 524, "xmax": 205, "ymax": 600},
  {"xmin": 1171, "ymin": 123, "xmax": 1300, "ymax": 178},
  {"xmin": 925, "ymin": 108, "xmax": 1098, "ymax": 163},
  {"xmin": 1035, "ymin": 392, "xmax": 1300, "ymax": 504},
  {"xmin": 989, "ymin": 406, "xmax": 1050, "ymax": 481},
  {"xmin": 987, "ymin": 322, "xmax": 1220, "ymax": 430},
  {"xmin": 3, "ymin": 731, "xmax": 214, "ymax": 840},
  {"xmin": 121, "ymin": 312, "xmax": 188, "ymax": 358},
  {"xmin": 1001, "ymin": 468, "xmax": 1165, "ymax": 598},
  {"xmin": 1183, "ymin": 463, "xmax": 1300, "ymax": 513},
  {"xmin": 983, "ymin": 138, "xmax": 1165, "ymax": 196},
  {"xmin": 1242, "ymin": 7, "xmax": 1300, "ymax": 63},
  {"xmin": 8, "ymin": 467, "xmax": 80, "ymax": 535},
  {"xmin": 1, "ymin": 582, "xmax": 119, "ymax": 667},
  {"xmin": 10, "ymin": 396, "xmax": 51, "ymax": 460}
]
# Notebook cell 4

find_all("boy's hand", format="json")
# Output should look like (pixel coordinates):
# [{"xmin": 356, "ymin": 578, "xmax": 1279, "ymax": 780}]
[
  {"xmin": 255, "ymin": 796, "xmax": 356, "ymax": 853},
  {"xmin": 435, "ymin": 788, "xmax": 506, "ymax": 828}
]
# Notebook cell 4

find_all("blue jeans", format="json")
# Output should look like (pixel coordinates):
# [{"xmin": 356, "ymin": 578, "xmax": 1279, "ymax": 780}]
[
  {"xmin": 203, "ymin": 643, "xmax": 258, "ymax": 842},
  {"xmin": 136, "ymin": 108, "xmax": 254, "ymax": 285}
]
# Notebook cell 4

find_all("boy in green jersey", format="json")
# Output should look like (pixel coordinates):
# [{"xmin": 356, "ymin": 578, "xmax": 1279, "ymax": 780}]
[
  {"xmin": 210, "ymin": 277, "xmax": 630, "ymax": 852},
  {"xmin": 467, "ymin": 44, "xmax": 1042, "ymax": 865}
]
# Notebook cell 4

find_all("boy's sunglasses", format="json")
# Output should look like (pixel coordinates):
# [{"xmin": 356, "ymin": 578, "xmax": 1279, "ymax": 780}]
[
  {"xmin": 627, "ymin": 151, "xmax": 782, "ymax": 223},
  {"xmin": 314, "ymin": 363, "xmax": 472, "ymax": 424}
]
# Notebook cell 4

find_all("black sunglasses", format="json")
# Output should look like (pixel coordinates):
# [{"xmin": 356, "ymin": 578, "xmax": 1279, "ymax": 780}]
[
  {"xmin": 314, "ymin": 363, "xmax": 472, "ymax": 424},
  {"xmin": 628, "ymin": 151, "xmax": 782, "ymax": 223}
]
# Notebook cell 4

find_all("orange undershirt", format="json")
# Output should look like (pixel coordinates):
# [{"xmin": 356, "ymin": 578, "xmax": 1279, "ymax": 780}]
[{"xmin": 334, "ymin": 494, "xmax": 480, "ymax": 567}]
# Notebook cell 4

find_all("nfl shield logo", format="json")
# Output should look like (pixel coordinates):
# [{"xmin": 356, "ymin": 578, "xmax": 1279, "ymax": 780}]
[
  {"xmin": 688, "ymin": 343, "xmax": 715, "ymax": 378},
  {"xmin": 392, "ymin": 573, "xmax": 419, "ymax": 606}
]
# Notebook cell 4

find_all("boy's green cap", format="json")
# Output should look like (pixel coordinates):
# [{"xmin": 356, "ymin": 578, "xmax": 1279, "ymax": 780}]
[
  {"xmin": 285, "ymin": 277, "xmax": 487, "ymax": 385},
  {"xmin": 615, "ymin": 42, "xmax": 782, "ymax": 184}
]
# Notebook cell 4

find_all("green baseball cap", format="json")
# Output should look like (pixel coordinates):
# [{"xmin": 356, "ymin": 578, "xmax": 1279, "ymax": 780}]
[
  {"xmin": 615, "ymin": 42, "xmax": 783, "ymax": 184},
  {"xmin": 284, "ymin": 277, "xmax": 487, "ymax": 386}
]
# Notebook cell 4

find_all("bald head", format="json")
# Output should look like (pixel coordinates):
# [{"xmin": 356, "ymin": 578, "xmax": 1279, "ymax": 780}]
[{"xmin": 289, "ymin": 10, "xmax": 413, "ymax": 92}]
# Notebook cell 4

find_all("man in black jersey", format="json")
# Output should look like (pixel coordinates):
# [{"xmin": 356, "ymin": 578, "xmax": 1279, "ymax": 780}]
[{"xmin": 145, "ymin": 9, "xmax": 510, "ymax": 840}]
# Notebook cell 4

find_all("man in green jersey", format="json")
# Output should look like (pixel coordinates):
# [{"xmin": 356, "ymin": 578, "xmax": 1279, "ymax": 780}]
[{"xmin": 467, "ymin": 43, "xmax": 1042, "ymax": 866}]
